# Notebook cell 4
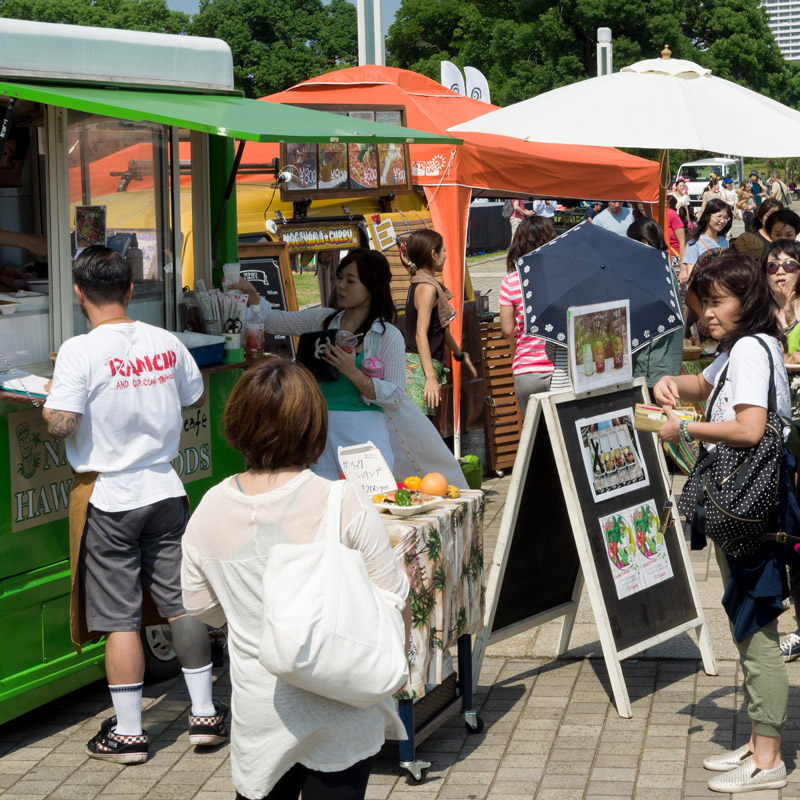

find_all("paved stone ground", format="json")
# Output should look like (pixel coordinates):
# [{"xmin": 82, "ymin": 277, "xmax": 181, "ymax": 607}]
[{"xmin": 7, "ymin": 219, "xmax": 800, "ymax": 800}]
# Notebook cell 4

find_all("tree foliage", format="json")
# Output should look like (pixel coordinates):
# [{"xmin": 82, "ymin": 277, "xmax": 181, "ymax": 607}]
[
  {"xmin": 0, "ymin": 0, "xmax": 189, "ymax": 33},
  {"xmin": 190, "ymin": 0, "xmax": 358, "ymax": 97},
  {"xmin": 386, "ymin": 0, "xmax": 800, "ymax": 108},
  {"xmin": 0, "ymin": 0, "xmax": 358, "ymax": 98}
]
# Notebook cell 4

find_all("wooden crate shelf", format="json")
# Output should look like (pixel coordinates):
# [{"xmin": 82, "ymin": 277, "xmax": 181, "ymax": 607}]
[{"xmin": 480, "ymin": 319, "xmax": 522, "ymax": 472}]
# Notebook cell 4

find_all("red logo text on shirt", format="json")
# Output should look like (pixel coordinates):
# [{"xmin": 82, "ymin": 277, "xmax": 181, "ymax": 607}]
[{"xmin": 107, "ymin": 350, "xmax": 177, "ymax": 378}]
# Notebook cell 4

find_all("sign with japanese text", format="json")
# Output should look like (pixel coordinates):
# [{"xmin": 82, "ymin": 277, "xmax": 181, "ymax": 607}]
[{"xmin": 8, "ymin": 385, "xmax": 212, "ymax": 532}]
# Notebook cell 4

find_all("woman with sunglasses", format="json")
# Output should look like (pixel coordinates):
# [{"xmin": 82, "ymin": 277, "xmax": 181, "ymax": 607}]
[
  {"xmin": 763, "ymin": 240, "xmax": 800, "ymax": 338},
  {"xmin": 679, "ymin": 198, "xmax": 732, "ymax": 288},
  {"xmin": 764, "ymin": 240, "xmax": 800, "ymax": 668}
]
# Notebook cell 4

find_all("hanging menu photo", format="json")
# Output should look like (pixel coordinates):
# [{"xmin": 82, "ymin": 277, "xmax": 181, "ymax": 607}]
[
  {"xmin": 599, "ymin": 499, "xmax": 674, "ymax": 600},
  {"xmin": 575, "ymin": 408, "xmax": 649, "ymax": 503}
]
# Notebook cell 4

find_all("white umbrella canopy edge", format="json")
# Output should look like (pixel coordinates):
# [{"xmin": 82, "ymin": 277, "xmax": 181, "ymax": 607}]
[{"xmin": 448, "ymin": 52, "xmax": 800, "ymax": 157}]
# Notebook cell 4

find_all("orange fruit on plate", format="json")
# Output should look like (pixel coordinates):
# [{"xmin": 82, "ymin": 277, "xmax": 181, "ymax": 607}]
[{"xmin": 419, "ymin": 472, "xmax": 448, "ymax": 497}]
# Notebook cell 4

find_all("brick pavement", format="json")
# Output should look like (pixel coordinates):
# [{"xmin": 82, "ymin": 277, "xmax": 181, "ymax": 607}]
[{"xmin": 6, "ymin": 224, "xmax": 800, "ymax": 798}]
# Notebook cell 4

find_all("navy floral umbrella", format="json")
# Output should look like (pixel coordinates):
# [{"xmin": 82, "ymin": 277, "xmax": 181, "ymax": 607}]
[{"xmin": 515, "ymin": 220, "xmax": 683, "ymax": 352}]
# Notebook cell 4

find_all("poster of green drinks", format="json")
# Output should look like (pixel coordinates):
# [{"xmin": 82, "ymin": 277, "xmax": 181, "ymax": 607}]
[{"xmin": 567, "ymin": 300, "xmax": 632, "ymax": 395}]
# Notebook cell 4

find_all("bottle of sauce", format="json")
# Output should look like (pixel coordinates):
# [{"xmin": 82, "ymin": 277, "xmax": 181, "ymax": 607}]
[
  {"xmin": 582, "ymin": 343, "xmax": 595, "ymax": 376},
  {"xmin": 613, "ymin": 335, "xmax": 624, "ymax": 369},
  {"xmin": 127, "ymin": 234, "xmax": 144, "ymax": 281}
]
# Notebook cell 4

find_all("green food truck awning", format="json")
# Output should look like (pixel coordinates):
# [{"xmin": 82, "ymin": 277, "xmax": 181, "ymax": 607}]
[{"xmin": 0, "ymin": 80, "xmax": 462, "ymax": 144}]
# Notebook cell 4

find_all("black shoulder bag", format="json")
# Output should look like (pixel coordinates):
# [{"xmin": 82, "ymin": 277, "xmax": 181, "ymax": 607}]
[{"xmin": 678, "ymin": 336, "xmax": 784, "ymax": 557}]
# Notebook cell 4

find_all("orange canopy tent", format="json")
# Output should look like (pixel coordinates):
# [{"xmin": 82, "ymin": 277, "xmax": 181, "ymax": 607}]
[{"xmin": 249, "ymin": 66, "xmax": 659, "ymax": 445}]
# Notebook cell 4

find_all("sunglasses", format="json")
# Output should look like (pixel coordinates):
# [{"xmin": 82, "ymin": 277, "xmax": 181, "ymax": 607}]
[{"xmin": 766, "ymin": 259, "xmax": 800, "ymax": 274}]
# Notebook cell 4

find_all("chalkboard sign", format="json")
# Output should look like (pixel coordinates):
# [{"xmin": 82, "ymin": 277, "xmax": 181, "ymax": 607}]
[
  {"xmin": 472, "ymin": 379, "xmax": 716, "ymax": 718},
  {"xmin": 238, "ymin": 242, "xmax": 298, "ymax": 359}
]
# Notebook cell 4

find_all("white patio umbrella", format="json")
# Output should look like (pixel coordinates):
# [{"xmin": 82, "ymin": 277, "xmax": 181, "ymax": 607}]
[
  {"xmin": 449, "ymin": 46, "xmax": 800, "ymax": 156},
  {"xmin": 450, "ymin": 45, "xmax": 800, "ymax": 231}
]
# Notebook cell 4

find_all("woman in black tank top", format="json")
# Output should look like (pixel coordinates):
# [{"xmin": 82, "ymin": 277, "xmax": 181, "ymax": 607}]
[{"xmin": 402, "ymin": 230, "xmax": 476, "ymax": 420}]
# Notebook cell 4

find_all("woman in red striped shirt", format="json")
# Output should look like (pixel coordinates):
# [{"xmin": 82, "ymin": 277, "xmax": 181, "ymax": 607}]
[{"xmin": 499, "ymin": 216, "xmax": 558, "ymax": 416}]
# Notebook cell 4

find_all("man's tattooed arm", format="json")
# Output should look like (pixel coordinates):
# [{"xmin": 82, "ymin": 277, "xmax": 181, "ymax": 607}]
[{"xmin": 42, "ymin": 408, "xmax": 83, "ymax": 440}]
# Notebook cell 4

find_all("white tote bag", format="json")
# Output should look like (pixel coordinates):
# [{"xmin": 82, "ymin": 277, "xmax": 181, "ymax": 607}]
[{"xmin": 259, "ymin": 481, "xmax": 408, "ymax": 708}]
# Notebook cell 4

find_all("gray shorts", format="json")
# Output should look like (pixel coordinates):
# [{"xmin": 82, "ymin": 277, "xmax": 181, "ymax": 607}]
[{"xmin": 80, "ymin": 496, "xmax": 188, "ymax": 633}]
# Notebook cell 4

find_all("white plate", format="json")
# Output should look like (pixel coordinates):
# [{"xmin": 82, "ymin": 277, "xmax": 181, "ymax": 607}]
[{"xmin": 378, "ymin": 499, "xmax": 442, "ymax": 517}]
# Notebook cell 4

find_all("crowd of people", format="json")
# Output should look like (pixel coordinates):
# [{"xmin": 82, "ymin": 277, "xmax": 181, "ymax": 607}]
[
  {"xmin": 498, "ymin": 180, "xmax": 800, "ymax": 793},
  {"xmin": 40, "ymin": 171, "xmax": 800, "ymax": 797}
]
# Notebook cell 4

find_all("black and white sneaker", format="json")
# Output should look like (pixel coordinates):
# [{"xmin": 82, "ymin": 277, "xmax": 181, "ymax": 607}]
[
  {"xmin": 188, "ymin": 700, "xmax": 229, "ymax": 746},
  {"xmin": 86, "ymin": 717, "xmax": 148, "ymax": 764}
]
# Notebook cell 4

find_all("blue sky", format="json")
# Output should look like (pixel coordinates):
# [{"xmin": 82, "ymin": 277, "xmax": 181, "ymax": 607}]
[{"xmin": 166, "ymin": 0, "xmax": 402, "ymax": 36}]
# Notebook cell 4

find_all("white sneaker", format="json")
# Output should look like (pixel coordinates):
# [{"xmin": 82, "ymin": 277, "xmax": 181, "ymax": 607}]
[
  {"xmin": 780, "ymin": 630, "xmax": 800, "ymax": 662},
  {"xmin": 707, "ymin": 758, "xmax": 787, "ymax": 793},
  {"xmin": 703, "ymin": 744, "xmax": 752, "ymax": 772}
]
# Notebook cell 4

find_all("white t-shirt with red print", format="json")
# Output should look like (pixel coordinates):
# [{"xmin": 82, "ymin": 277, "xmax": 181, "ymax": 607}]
[
  {"xmin": 499, "ymin": 271, "xmax": 554, "ymax": 375},
  {"xmin": 45, "ymin": 320, "xmax": 204, "ymax": 512}
]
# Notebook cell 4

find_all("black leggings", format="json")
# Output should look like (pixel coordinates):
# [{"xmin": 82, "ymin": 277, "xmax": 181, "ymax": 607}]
[{"xmin": 235, "ymin": 756, "xmax": 375, "ymax": 800}]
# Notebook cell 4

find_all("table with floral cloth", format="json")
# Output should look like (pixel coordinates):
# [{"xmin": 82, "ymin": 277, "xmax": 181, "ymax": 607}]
[{"xmin": 383, "ymin": 489, "xmax": 485, "ymax": 700}]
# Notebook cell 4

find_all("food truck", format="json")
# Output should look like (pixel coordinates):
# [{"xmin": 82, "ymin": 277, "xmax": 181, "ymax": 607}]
[{"xmin": 0, "ymin": 18, "xmax": 454, "ymax": 725}]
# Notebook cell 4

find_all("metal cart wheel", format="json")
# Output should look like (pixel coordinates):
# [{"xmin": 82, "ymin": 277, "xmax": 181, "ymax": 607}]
[
  {"xmin": 464, "ymin": 711, "xmax": 485, "ymax": 734},
  {"xmin": 400, "ymin": 759, "xmax": 431, "ymax": 782}
]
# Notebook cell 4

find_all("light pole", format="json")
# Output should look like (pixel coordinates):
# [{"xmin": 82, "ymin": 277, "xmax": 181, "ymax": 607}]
[
  {"xmin": 357, "ymin": 0, "xmax": 385, "ymax": 66},
  {"xmin": 597, "ymin": 27, "xmax": 613, "ymax": 76}
]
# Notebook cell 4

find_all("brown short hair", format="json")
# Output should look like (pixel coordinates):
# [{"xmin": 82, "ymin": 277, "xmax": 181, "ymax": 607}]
[{"xmin": 223, "ymin": 359, "xmax": 327, "ymax": 471}]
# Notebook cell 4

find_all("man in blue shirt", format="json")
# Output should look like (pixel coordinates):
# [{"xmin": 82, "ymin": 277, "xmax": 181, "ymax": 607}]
[{"xmin": 750, "ymin": 170, "xmax": 767, "ymax": 207}]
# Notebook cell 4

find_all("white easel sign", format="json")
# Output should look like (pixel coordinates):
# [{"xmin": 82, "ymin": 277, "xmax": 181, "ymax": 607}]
[{"xmin": 337, "ymin": 441, "xmax": 396, "ymax": 496}]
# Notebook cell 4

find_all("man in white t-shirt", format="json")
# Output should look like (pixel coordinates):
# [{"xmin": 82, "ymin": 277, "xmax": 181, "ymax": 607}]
[
  {"xmin": 43, "ymin": 246, "xmax": 228, "ymax": 764},
  {"xmin": 592, "ymin": 201, "xmax": 634, "ymax": 236},
  {"xmin": 532, "ymin": 199, "xmax": 558, "ymax": 218}
]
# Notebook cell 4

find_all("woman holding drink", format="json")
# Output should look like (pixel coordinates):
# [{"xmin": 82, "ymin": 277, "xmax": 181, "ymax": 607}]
[{"xmin": 234, "ymin": 248, "xmax": 466, "ymax": 487}]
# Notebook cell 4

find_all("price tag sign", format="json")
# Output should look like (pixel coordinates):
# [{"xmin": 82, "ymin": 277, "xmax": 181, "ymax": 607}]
[{"xmin": 337, "ymin": 441, "xmax": 396, "ymax": 496}]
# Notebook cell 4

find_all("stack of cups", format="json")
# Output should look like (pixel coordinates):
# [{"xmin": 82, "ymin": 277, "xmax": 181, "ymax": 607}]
[{"xmin": 222, "ymin": 262, "xmax": 240, "ymax": 289}]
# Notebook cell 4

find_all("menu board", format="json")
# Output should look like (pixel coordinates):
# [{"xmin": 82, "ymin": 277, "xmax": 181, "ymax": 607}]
[
  {"xmin": 318, "ymin": 143, "xmax": 348, "ymax": 189},
  {"xmin": 349, "ymin": 143, "xmax": 378, "ymax": 189},
  {"xmin": 285, "ymin": 142, "xmax": 318, "ymax": 191},
  {"xmin": 280, "ymin": 107, "xmax": 411, "ymax": 199}
]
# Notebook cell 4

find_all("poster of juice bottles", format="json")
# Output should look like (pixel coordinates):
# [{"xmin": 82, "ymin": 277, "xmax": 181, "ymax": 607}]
[
  {"xmin": 599, "ymin": 499, "xmax": 673, "ymax": 600},
  {"xmin": 575, "ymin": 408, "xmax": 650, "ymax": 502},
  {"xmin": 567, "ymin": 299, "xmax": 632, "ymax": 395}
]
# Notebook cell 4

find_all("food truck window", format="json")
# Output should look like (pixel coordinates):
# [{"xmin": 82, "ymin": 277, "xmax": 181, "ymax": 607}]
[
  {"xmin": 66, "ymin": 112, "xmax": 179, "ymax": 335},
  {"xmin": 0, "ymin": 103, "xmax": 48, "ymax": 368}
]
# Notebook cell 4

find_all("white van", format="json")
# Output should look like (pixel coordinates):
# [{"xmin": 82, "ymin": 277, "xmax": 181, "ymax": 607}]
[{"xmin": 675, "ymin": 157, "xmax": 744, "ymax": 213}]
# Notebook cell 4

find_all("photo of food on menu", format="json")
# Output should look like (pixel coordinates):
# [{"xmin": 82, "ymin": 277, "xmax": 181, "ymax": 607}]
[{"xmin": 575, "ymin": 408, "xmax": 649, "ymax": 503}]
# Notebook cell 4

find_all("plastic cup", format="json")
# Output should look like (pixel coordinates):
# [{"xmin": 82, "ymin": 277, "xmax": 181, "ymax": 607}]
[
  {"xmin": 335, "ymin": 330, "xmax": 359, "ymax": 353},
  {"xmin": 361, "ymin": 356, "xmax": 385, "ymax": 379},
  {"xmin": 223, "ymin": 332, "xmax": 241, "ymax": 350},
  {"xmin": 245, "ymin": 322, "xmax": 264, "ymax": 359},
  {"xmin": 222, "ymin": 262, "xmax": 240, "ymax": 288}
]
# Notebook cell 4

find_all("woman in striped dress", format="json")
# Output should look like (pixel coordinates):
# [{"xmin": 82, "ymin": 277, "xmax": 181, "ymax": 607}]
[{"xmin": 499, "ymin": 216, "xmax": 566, "ymax": 415}]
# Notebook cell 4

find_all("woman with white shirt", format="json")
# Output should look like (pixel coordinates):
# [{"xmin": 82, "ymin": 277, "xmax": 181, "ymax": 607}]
[
  {"xmin": 181, "ymin": 358, "xmax": 410, "ymax": 800},
  {"xmin": 655, "ymin": 251, "xmax": 791, "ymax": 793},
  {"xmin": 234, "ymin": 248, "xmax": 466, "ymax": 488}
]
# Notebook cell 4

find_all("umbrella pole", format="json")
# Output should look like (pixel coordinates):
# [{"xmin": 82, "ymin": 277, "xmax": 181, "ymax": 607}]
[{"xmin": 658, "ymin": 148, "xmax": 669, "ymax": 236}]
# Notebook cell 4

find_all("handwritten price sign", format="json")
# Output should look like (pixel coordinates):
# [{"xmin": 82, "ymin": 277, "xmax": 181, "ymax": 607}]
[{"xmin": 337, "ymin": 441, "xmax": 395, "ymax": 496}]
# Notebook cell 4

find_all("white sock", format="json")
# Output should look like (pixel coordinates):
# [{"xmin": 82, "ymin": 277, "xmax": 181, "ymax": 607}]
[
  {"xmin": 108, "ymin": 682, "xmax": 143, "ymax": 736},
  {"xmin": 182, "ymin": 664, "xmax": 216, "ymax": 717}
]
